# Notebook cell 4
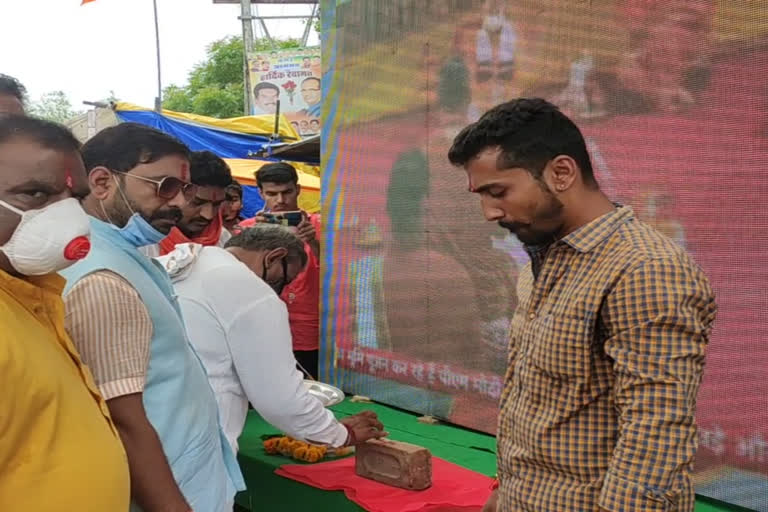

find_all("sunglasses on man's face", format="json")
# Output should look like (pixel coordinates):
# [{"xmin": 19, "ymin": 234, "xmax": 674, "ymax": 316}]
[{"xmin": 113, "ymin": 171, "xmax": 198, "ymax": 201}]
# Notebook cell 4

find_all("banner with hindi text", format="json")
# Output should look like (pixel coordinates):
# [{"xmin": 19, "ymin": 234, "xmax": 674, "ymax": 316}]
[{"xmin": 247, "ymin": 48, "xmax": 321, "ymax": 139}]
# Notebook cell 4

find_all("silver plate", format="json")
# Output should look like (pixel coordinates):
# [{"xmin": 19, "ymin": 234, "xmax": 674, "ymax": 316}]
[{"xmin": 304, "ymin": 380, "xmax": 344, "ymax": 407}]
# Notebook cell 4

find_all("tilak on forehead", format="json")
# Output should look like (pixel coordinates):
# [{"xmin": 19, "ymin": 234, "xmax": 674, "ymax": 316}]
[
  {"xmin": 180, "ymin": 161, "xmax": 189, "ymax": 182},
  {"xmin": 197, "ymin": 188, "xmax": 226, "ymax": 201}
]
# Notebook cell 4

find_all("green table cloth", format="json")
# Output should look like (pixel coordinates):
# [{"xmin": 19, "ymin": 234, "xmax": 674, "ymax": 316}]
[{"xmin": 235, "ymin": 399, "xmax": 752, "ymax": 512}]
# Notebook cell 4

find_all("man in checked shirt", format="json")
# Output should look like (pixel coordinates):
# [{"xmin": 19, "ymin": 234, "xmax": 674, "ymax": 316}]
[{"xmin": 448, "ymin": 98, "xmax": 717, "ymax": 512}]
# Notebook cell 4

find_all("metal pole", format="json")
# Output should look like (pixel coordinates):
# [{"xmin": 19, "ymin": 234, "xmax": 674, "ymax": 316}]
[
  {"xmin": 240, "ymin": 0, "xmax": 254, "ymax": 115},
  {"xmin": 251, "ymin": 15, "xmax": 318, "ymax": 20},
  {"xmin": 258, "ymin": 17, "xmax": 275, "ymax": 48},
  {"xmin": 273, "ymin": 99, "xmax": 281, "ymax": 140},
  {"xmin": 153, "ymin": 0, "xmax": 163, "ymax": 112},
  {"xmin": 300, "ymin": 3, "xmax": 316, "ymax": 47}
]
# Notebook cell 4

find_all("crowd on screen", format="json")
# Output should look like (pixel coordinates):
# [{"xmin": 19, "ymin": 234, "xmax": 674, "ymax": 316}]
[{"xmin": 0, "ymin": 68, "xmax": 716, "ymax": 512}]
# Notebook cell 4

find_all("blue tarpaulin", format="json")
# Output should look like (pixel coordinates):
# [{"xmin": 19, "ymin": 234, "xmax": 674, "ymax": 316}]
[
  {"xmin": 114, "ymin": 109, "xmax": 273, "ymax": 160},
  {"xmin": 241, "ymin": 185, "xmax": 264, "ymax": 218}
]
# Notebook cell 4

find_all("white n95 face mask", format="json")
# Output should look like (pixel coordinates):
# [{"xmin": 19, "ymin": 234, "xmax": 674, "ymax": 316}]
[{"xmin": 0, "ymin": 197, "xmax": 91, "ymax": 276}]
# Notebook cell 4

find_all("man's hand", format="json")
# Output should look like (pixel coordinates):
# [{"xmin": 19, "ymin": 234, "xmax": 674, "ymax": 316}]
[
  {"xmin": 481, "ymin": 489, "xmax": 498, "ymax": 512},
  {"xmin": 296, "ymin": 215, "xmax": 316, "ymax": 243},
  {"xmin": 297, "ymin": 214, "xmax": 320, "ymax": 258},
  {"xmin": 108, "ymin": 393, "xmax": 191, "ymax": 512},
  {"xmin": 340, "ymin": 411, "xmax": 388, "ymax": 445},
  {"xmin": 251, "ymin": 213, "xmax": 269, "ymax": 224}
]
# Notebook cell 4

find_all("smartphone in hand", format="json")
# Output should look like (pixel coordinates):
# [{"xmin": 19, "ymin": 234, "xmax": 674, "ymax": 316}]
[{"xmin": 262, "ymin": 211, "xmax": 303, "ymax": 227}]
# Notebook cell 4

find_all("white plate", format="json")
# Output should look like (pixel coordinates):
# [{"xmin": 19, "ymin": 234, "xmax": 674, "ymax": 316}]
[{"xmin": 304, "ymin": 380, "xmax": 344, "ymax": 407}]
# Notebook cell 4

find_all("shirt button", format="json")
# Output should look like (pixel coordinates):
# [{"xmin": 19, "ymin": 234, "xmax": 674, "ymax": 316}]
[{"xmin": 528, "ymin": 312, "xmax": 536, "ymax": 320}]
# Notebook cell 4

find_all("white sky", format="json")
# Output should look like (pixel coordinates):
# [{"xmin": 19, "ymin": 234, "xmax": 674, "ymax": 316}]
[{"xmin": 0, "ymin": 0, "xmax": 319, "ymax": 109}]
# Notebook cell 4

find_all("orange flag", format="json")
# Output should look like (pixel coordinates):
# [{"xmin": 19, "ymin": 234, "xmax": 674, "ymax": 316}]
[{"xmin": 81, "ymin": 0, "xmax": 97, "ymax": 4}]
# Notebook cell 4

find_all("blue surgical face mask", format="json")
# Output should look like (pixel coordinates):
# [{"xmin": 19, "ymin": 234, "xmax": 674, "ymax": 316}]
[
  {"xmin": 101, "ymin": 175, "xmax": 167, "ymax": 248},
  {"xmin": 115, "ymin": 213, "xmax": 166, "ymax": 247}
]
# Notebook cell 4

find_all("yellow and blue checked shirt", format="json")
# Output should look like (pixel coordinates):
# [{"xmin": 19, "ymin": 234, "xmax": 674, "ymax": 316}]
[{"xmin": 498, "ymin": 206, "xmax": 716, "ymax": 512}]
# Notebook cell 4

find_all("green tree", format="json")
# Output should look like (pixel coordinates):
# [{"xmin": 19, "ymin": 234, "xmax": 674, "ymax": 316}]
[
  {"xmin": 29, "ymin": 90, "xmax": 82, "ymax": 123},
  {"xmin": 163, "ymin": 35, "xmax": 302, "ymax": 118}
]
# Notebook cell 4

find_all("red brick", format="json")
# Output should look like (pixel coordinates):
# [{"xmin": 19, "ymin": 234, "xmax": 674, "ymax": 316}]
[{"xmin": 355, "ymin": 439, "xmax": 432, "ymax": 490}]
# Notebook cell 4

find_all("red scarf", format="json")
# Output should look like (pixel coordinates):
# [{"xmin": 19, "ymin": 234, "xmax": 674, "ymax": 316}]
[{"xmin": 158, "ymin": 210, "xmax": 225, "ymax": 256}]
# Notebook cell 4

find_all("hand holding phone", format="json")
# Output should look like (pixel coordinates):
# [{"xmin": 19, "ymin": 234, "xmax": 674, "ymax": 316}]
[{"xmin": 296, "ymin": 214, "xmax": 317, "ymax": 244}]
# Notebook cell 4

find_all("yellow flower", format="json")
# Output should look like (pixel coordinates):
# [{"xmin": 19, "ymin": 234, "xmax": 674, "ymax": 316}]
[{"xmin": 262, "ymin": 436, "xmax": 328, "ymax": 463}]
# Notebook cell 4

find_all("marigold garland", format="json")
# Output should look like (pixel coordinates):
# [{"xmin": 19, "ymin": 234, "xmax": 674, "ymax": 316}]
[{"xmin": 263, "ymin": 436, "xmax": 329, "ymax": 463}]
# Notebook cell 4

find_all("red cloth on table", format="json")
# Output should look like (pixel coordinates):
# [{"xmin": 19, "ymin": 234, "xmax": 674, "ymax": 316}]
[{"xmin": 275, "ymin": 455, "xmax": 492, "ymax": 512}]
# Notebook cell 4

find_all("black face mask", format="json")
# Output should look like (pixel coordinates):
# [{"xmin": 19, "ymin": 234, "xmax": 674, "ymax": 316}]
[{"xmin": 262, "ymin": 256, "xmax": 288, "ymax": 295}]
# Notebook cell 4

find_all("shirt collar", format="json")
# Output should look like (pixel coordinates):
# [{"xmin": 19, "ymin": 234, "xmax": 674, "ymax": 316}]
[
  {"xmin": 156, "ymin": 242, "xmax": 204, "ymax": 282},
  {"xmin": 0, "ymin": 268, "xmax": 65, "ymax": 303},
  {"xmin": 522, "ymin": 205, "xmax": 634, "ymax": 257},
  {"xmin": 559, "ymin": 205, "xmax": 634, "ymax": 253}
]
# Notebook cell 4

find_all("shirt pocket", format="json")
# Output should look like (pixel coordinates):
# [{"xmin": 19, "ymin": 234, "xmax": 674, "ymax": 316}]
[{"xmin": 527, "ymin": 313, "xmax": 591, "ymax": 381}]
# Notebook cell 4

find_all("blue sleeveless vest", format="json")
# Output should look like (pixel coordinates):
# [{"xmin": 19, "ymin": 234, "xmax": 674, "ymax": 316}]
[{"xmin": 62, "ymin": 218, "xmax": 245, "ymax": 512}]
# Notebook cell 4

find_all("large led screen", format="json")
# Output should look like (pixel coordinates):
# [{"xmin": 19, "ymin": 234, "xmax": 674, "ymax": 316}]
[{"xmin": 320, "ymin": 1, "xmax": 768, "ymax": 509}]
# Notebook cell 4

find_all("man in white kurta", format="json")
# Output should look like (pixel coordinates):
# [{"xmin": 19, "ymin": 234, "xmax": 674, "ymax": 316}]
[{"xmin": 157, "ymin": 226, "xmax": 385, "ymax": 453}]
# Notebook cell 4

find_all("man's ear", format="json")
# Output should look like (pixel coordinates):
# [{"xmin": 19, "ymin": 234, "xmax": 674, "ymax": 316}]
[
  {"xmin": 265, "ymin": 247, "xmax": 288, "ymax": 267},
  {"xmin": 295, "ymin": 183, "xmax": 302, "ymax": 197},
  {"xmin": 544, "ymin": 155, "xmax": 579, "ymax": 193},
  {"xmin": 88, "ymin": 167, "xmax": 114, "ymax": 201}
]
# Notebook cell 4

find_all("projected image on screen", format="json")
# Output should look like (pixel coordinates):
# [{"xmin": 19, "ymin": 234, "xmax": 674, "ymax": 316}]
[{"xmin": 320, "ymin": 1, "xmax": 768, "ymax": 509}]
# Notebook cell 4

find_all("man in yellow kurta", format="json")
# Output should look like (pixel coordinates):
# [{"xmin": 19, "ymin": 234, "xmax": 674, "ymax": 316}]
[{"xmin": 0, "ymin": 115, "xmax": 129, "ymax": 510}]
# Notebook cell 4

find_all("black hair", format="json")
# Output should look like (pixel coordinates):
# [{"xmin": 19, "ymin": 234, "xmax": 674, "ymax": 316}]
[
  {"xmin": 0, "ymin": 115, "xmax": 80, "ymax": 153},
  {"xmin": 448, "ymin": 98, "xmax": 597, "ymax": 186},
  {"xmin": 225, "ymin": 181, "xmax": 242, "ymax": 200},
  {"xmin": 256, "ymin": 162, "xmax": 298, "ymax": 188},
  {"xmin": 0, "ymin": 74, "xmax": 26, "ymax": 103},
  {"xmin": 81, "ymin": 122, "xmax": 189, "ymax": 174},
  {"xmin": 302, "ymin": 77, "xmax": 320, "ymax": 86},
  {"xmin": 226, "ymin": 224, "xmax": 307, "ymax": 268},
  {"xmin": 254, "ymin": 82, "xmax": 280, "ymax": 97},
  {"xmin": 189, "ymin": 150, "xmax": 232, "ymax": 188},
  {"xmin": 386, "ymin": 149, "xmax": 429, "ymax": 243}
]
